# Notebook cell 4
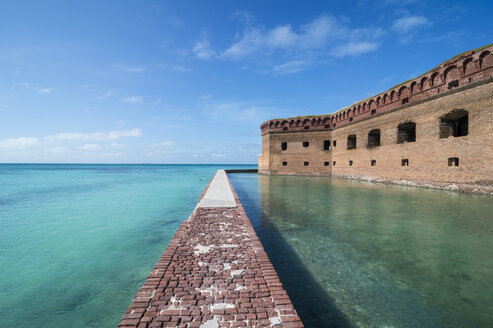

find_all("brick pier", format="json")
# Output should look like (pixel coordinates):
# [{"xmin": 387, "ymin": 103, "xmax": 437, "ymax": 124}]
[{"xmin": 119, "ymin": 170, "xmax": 303, "ymax": 328}]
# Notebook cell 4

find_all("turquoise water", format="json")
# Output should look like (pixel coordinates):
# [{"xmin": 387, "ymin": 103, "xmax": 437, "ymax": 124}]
[
  {"xmin": 0, "ymin": 164, "xmax": 255, "ymax": 328},
  {"xmin": 229, "ymin": 174, "xmax": 493, "ymax": 328}
]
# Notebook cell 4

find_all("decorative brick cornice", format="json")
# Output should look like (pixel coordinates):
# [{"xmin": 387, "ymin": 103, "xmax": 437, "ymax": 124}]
[{"xmin": 261, "ymin": 44, "xmax": 493, "ymax": 135}]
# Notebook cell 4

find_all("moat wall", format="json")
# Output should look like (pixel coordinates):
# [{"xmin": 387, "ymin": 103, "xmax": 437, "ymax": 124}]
[{"xmin": 259, "ymin": 45, "xmax": 493, "ymax": 192}]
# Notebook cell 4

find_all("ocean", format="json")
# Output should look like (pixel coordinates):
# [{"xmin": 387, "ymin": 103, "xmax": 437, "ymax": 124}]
[{"xmin": 0, "ymin": 164, "xmax": 255, "ymax": 328}]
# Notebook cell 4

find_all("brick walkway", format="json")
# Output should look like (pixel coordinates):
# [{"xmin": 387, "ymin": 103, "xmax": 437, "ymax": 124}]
[{"xmin": 119, "ymin": 172, "xmax": 303, "ymax": 328}]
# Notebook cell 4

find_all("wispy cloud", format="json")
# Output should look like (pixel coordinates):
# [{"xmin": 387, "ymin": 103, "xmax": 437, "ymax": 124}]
[
  {"xmin": 152, "ymin": 141, "xmax": 174, "ymax": 147},
  {"xmin": 193, "ymin": 40, "xmax": 216, "ymax": 59},
  {"xmin": 268, "ymin": 60, "xmax": 310, "ymax": 75},
  {"xmin": 391, "ymin": 15, "xmax": 430, "ymax": 43},
  {"xmin": 37, "ymin": 87, "xmax": 53, "ymax": 94},
  {"xmin": 114, "ymin": 64, "xmax": 146, "ymax": 73},
  {"xmin": 80, "ymin": 144, "xmax": 101, "ymax": 151},
  {"xmin": 221, "ymin": 14, "xmax": 383, "ymax": 59},
  {"xmin": 203, "ymin": 101, "xmax": 286, "ymax": 124},
  {"xmin": 329, "ymin": 41, "xmax": 379, "ymax": 58},
  {"xmin": 44, "ymin": 128, "xmax": 142, "ymax": 142},
  {"xmin": 122, "ymin": 96, "xmax": 143, "ymax": 103},
  {"xmin": 0, "ymin": 137, "xmax": 41, "ymax": 150}
]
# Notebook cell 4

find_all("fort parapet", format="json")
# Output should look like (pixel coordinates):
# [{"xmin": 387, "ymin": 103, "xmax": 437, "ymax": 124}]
[{"xmin": 259, "ymin": 44, "xmax": 493, "ymax": 193}]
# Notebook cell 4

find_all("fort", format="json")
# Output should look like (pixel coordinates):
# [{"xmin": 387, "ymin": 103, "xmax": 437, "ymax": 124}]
[{"xmin": 259, "ymin": 44, "xmax": 493, "ymax": 194}]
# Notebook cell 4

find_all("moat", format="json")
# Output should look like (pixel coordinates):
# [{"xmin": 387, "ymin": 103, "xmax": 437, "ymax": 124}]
[{"xmin": 229, "ymin": 174, "xmax": 493, "ymax": 328}]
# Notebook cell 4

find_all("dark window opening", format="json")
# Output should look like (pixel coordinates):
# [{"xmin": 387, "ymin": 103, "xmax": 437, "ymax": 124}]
[
  {"xmin": 448, "ymin": 157, "xmax": 459, "ymax": 166},
  {"xmin": 283, "ymin": 127, "xmax": 288, "ymax": 131},
  {"xmin": 401, "ymin": 159, "xmax": 409, "ymax": 166},
  {"xmin": 448, "ymin": 80, "xmax": 459, "ymax": 90},
  {"xmin": 371, "ymin": 109, "xmax": 376, "ymax": 115},
  {"xmin": 349, "ymin": 117, "xmax": 353, "ymax": 122},
  {"xmin": 333, "ymin": 124, "xmax": 336, "ymax": 128},
  {"xmin": 402, "ymin": 98, "xmax": 409, "ymax": 105},
  {"xmin": 333, "ymin": 140, "xmax": 337, "ymax": 147},
  {"xmin": 439, "ymin": 109, "xmax": 468, "ymax": 138},
  {"xmin": 367, "ymin": 129, "xmax": 381, "ymax": 148},
  {"xmin": 304, "ymin": 126, "xmax": 310, "ymax": 130},
  {"xmin": 303, "ymin": 141, "xmax": 309, "ymax": 147},
  {"xmin": 324, "ymin": 140, "xmax": 331, "ymax": 151},
  {"xmin": 324, "ymin": 161, "xmax": 329, "ymax": 166},
  {"xmin": 371, "ymin": 159, "xmax": 376, "ymax": 166},
  {"xmin": 304, "ymin": 161, "xmax": 309, "ymax": 166},
  {"xmin": 333, "ymin": 161, "xmax": 336, "ymax": 166},
  {"xmin": 347, "ymin": 135, "xmax": 357, "ymax": 150},
  {"xmin": 397, "ymin": 122, "xmax": 416, "ymax": 143},
  {"xmin": 282, "ymin": 161, "xmax": 287, "ymax": 166},
  {"xmin": 281, "ymin": 142, "xmax": 287, "ymax": 150},
  {"xmin": 349, "ymin": 160, "xmax": 353, "ymax": 166},
  {"xmin": 324, "ymin": 124, "xmax": 330, "ymax": 128}
]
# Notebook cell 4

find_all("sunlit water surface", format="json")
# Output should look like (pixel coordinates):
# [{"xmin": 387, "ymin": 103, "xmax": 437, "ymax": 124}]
[
  {"xmin": 229, "ymin": 174, "xmax": 493, "ymax": 328},
  {"xmin": 0, "ymin": 164, "xmax": 255, "ymax": 328}
]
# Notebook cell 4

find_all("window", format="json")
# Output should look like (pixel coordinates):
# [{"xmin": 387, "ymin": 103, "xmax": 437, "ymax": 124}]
[
  {"xmin": 303, "ymin": 141, "xmax": 309, "ymax": 147},
  {"xmin": 439, "ymin": 109, "xmax": 468, "ymax": 138},
  {"xmin": 333, "ymin": 124, "xmax": 336, "ymax": 128},
  {"xmin": 304, "ymin": 161, "xmax": 309, "ymax": 166},
  {"xmin": 324, "ymin": 161, "xmax": 330, "ymax": 166},
  {"xmin": 347, "ymin": 135, "xmax": 357, "ymax": 150},
  {"xmin": 401, "ymin": 159, "xmax": 409, "ymax": 166},
  {"xmin": 402, "ymin": 98, "xmax": 409, "ymax": 105},
  {"xmin": 448, "ymin": 80, "xmax": 459, "ymax": 90},
  {"xmin": 349, "ymin": 160, "xmax": 353, "ymax": 166},
  {"xmin": 283, "ymin": 127, "xmax": 288, "ymax": 131},
  {"xmin": 349, "ymin": 117, "xmax": 353, "ymax": 122},
  {"xmin": 367, "ymin": 129, "xmax": 381, "ymax": 148},
  {"xmin": 304, "ymin": 126, "xmax": 310, "ymax": 130},
  {"xmin": 324, "ymin": 124, "xmax": 330, "ymax": 128},
  {"xmin": 448, "ymin": 157, "xmax": 459, "ymax": 166},
  {"xmin": 333, "ymin": 140, "xmax": 337, "ymax": 147},
  {"xmin": 397, "ymin": 122, "xmax": 416, "ymax": 143},
  {"xmin": 371, "ymin": 159, "xmax": 376, "ymax": 166},
  {"xmin": 282, "ymin": 161, "xmax": 287, "ymax": 166},
  {"xmin": 371, "ymin": 109, "xmax": 376, "ymax": 115},
  {"xmin": 333, "ymin": 161, "xmax": 336, "ymax": 166},
  {"xmin": 324, "ymin": 140, "xmax": 331, "ymax": 151},
  {"xmin": 281, "ymin": 142, "xmax": 287, "ymax": 150}
]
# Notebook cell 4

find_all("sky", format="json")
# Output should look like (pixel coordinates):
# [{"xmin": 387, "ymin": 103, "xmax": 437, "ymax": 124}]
[{"xmin": 0, "ymin": 0, "xmax": 491, "ymax": 164}]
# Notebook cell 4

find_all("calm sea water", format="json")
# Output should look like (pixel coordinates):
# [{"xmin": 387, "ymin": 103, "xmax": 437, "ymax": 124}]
[
  {"xmin": 0, "ymin": 164, "xmax": 255, "ymax": 328},
  {"xmin": 229, "ymin": 174, "xmax": 493, "ymax": 328}
]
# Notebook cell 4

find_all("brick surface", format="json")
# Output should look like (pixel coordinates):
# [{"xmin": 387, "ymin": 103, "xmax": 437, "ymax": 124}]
[{"xmin": 119, "ymin": 175, "xmax": 303, "ymax": 328}]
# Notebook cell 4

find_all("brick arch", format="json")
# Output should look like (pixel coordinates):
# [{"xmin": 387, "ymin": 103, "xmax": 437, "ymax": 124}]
[
  {"xmin": 398, "ymin": 85, "xmax": 409, "ymax": 98},
  {"xmin": 362, "ymin": 103, "xmax": 367, "ymax": 111},
  {"xmin": 368, "ymin": 99, "xmax": 375, "ymax": 110},
  {"xmin": 463, "ymin": 58, "xmax": 477, "ymax": 75},
  {"xmin": 357, "ymin": 104, "xmax": 361, "ymax": 114},
  {"xmin": 431, "ymin": 72, "xmax": 441, "ymax": 86},
  {"xmin": 410, "ymin": 81, "xmax": 417, "ymax": 94},
  {"xmin": 390, "ymin": 90, "xmax": 396, "ymax": 101},
  {"xmin": 303, "ymin": 119, "xmax": 310, "ymax": 125},
  {"xmin": 479, "ymin": 50, "xmax": 493, "ymax": 69},
  {"xmin": 296, "ymin": 119, "xmax": 301, "ymax": 126},
  {"xmin": 323, "ymin": 117, "xmax": 330, "ymax": 124},
  {"xmin": 444, "ymin": 65, "xmax": 461, "ymax": 83},
  {"xmin": 376, "ymin": 96, "xmax": 381, "ymax": 107},
  {"xmin": 420, "ymin": 76, "xmax": 429, "ymax": 90},
  {"xmin": 269, "ymin": 121, "xmax": 274, "ymax": 127},
  {"xmin": 289, "ymin": 120, "xmax": 295, "ymax": 126},
  {"xmin": 382, "ymin": 94, "xmax": 388, "ymax": 104},
  {"xmin": 281, "ymin": 120, "xmax": 288, "ymax": 126}
]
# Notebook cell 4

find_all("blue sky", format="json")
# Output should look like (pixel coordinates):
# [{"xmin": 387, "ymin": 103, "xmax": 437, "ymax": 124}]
[{"xmin": 0, "ymin": 0, "xmax": 491, "ymax": 164}]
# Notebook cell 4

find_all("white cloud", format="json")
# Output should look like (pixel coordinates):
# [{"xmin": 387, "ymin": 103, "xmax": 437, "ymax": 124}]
[
  {"xmin": 114, "ymin": 64, "xmax": 146, "ymax": 73},
  {"xmin": 80, "ymin": 144, "xmax": 101, "ymax": 151},
  {"xmin": 391, "ymin": 15, "xmax": 429, "ymax": 34},
  {"xmin": 37, "ymin": 87, "xmax": 53, "ymax": 94},
  {"xmin": 152, "ymin": 141, "xmax": 174, "ymax": 147},
  {"xmin": 204, "ymin": 101, "xmax": 283, "ymax": 124},
  {"xmin": 122, "ymin": 96, "xmax": 142, "ymax": 103},
  {"xmin": 269, "ymin": 61, "xmax": 310, "ymax": 75},
  {"xmin": 44, "ymin": 128, "xmax": 142, "ymax": 142},
  {"xmin": 329, "ymin": 41, "xmax": 380, "ymax": 58},
  {"xmin": 221, "ymin": 14, "xmax": 382, "ymax": 59},
  {"xmin": 193, "ymin": 40, "xmax": 216, "ymax": 59},
  {"xmin": 0, "ymin": 137, "xmax": 41, "ymax": 150}
]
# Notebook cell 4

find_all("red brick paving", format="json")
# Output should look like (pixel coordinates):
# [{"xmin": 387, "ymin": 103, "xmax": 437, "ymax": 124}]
[{"xmin": 119, "ymin": 173, "xmax": 303, "ymax": 328}]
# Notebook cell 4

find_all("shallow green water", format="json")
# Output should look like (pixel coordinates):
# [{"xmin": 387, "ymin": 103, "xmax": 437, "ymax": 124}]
[
  {"xmin": 229, "ymin": 174, "xmax": 493, "ymax": 328},
  {"xmin": 0, "ymin": 164, "xmax": 255, "ymax": 328}
]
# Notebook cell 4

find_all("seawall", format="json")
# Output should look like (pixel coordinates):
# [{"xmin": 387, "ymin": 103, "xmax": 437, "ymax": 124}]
[{"xmin": 119, "ymin": 170, "xmax": 303, "ymax": 328}]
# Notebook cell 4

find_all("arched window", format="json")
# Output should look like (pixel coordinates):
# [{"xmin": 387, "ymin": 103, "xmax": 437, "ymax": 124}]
[
  {"xmin": 439, "ymin": 109, "xmax": 468, "ymax": 138},
  {"xmin": 367, "ymin": 129, "xmax": 381, "ymax": 148},
  {"xmin": 347, "ymin": 135, "xmax": 357, "ymax": 150},
  {"xmin": 397, "ymin": 122, "xmax": 416, "ymax": 143}
]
